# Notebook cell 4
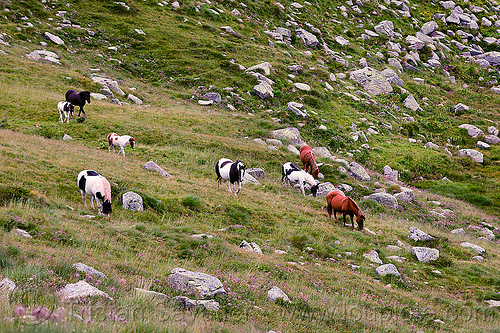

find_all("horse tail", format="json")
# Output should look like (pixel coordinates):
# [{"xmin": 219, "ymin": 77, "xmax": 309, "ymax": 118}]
[{"xmin": 215, "ymin": 160, "xmax": 221, "ymax": 181}]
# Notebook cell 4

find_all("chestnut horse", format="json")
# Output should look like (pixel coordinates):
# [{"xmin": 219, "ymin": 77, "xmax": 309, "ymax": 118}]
[
  {"xmin": 326, "ymin": 190, "xmax": 365, "ymax": 230},
  {"xmin": 299, "ymin": 145, "xmax": 319, "ymax": 179}
]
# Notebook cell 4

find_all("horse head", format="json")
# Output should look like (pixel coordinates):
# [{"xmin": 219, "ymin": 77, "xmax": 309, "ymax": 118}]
[
  {"xmin": 129, "ymin": 137, "xmax": 136, "ymax": 149},
  {"xmin": 84, "ymin": 91, "xmax": 91, "ymax": 104},
  {"xmin": 310, "ymin": 183, "xmax": 319, "ymax": 197},
  {"xmin": 236, "ymin": 160, "xmax": 245, "ymax": 182},
  {"xmin": 356, "ymin": 214, "xmax": 365, "ymax": 230}
]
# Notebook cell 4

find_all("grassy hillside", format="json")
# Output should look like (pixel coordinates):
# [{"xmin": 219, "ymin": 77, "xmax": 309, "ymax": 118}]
[{"xmin": 0, "ymin": 0, "xmax": 499, "ymax": 332}]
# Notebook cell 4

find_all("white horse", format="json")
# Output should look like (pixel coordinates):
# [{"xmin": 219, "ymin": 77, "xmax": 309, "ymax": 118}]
[
  {"xmin": 215, "ymin": 158, "xmax": 246, "ymax": 196},
  {"xmin": 77, "ymin": 170, "xmax": 112, "ymax": 216},
  {"xmin": 282, "ymin": 162, "xmax": 319, "ymax": 196}
]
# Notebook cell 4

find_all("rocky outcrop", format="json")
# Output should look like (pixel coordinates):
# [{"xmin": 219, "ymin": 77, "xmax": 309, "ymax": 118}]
[
  {"xmin": 58, "ymin": 280, "xmax": 111, "ymax": 302},
  {"xmin": 362, "ymin": 193, "xmax": 398, "ymax": 208},
  {"xmin": 72, "ymin": 263, "xmax": 107, "ymax": 279},
  {"xmin": 122, "ymin": 191, "xmax": 144, "ymax": 212},
  {"xmin": 271, "ymin": 128, "xmax": 306, "ymax": 146},
  {"xmin": 144, "ymin": 161, "xmax": 171, "ymax": 177},
  {"xmin": 458, "ymin": 149, "xmax": 483, "ymax": 163},
  {"xmin": 167, "ymin": 268, "xmax": 226, "ymax": 299},
  {"xmin": 239, "ymin": 240, "xmax": 263, "ymax": 254},
  {"xmin": 349, "ymin": 67, "xmax": 393, "ymax": 95},
  {"xmin": 412, "ymin": 247, "xmax": 439, "ymax": 263},
  {"xmin": 375, "ymin": 264, "xmax": 400, "ymax": 276}
]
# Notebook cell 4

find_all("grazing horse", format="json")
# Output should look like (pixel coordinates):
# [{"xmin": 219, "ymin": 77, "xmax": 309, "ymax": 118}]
[
  {"xmin": 282, "ymin": 162, "xmax": 319, "ymax": 197},
  {"xmin": 107, "ymin": 133, "xmax": 135, "ymax": 157},
  {"xmin": 77, "ymin": 170, "xmax": 112, "ymax": 216},
  {"xmin": 57, "ymin": 101, "xmax": 74, "ymax": 123},
  {"xmin": 65, "ymin": 90, "xmax": 91, "ymax": 117},
  {"xmin": 300, "ymin": 145, "xmax": 319, "ymax": 179},
  {"xmin": 215, "ymin": 158, "xmax": 246, "ymax": 196},
  {"xmin": 326, "ymin": 190, "xmax": 364, "ymax": 230}
]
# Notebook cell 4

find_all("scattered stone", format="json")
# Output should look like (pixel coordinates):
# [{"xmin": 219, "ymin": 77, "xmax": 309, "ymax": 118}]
[
  {"xmin": 271, "ymin": 127, "xmax": 306, "ymax": 146},
  {"xmin": 72, "ymin": 263, "xmax": 107, "ymax": 279},
  {"xmin": 144, "ymin": 161, "xmax": 171, "ymax": 177},
  {"xmin": 198, "ymin": 99, "xmax": 213, "ymax": 106},
  {"xmin": 376, "ymin": 264, "xmax": 400, "ymax": 276},
  {"xmin": 0, "ymin": 278, "xmax": 16, "ymax": 292},
  {"xmin": 58, "ymin": 280, "xmax": 111, "ymax": 302},
  {"xmin": 412, "ymin": 247, "xmax": 439, "ymax": 263},
  {"xmin": 44, "ymin": 32, "xmax": 65, "ymax": 45},
  {"xmin": 247, "ymin": 168, "xmax": 265, "ymax": 179},
  {"xmin": 122, "ymin": 191, "xmax": 144, "ymax": 212},
  {"xmin": 374, "ymin": 20, "xmax": 395, "ymax": 37},
  {"xmin": 12, "ymin": 228, "xmax": 32, "ymax": 238},
  {"xmin": 480, "ymin": 227, "xmax": 495, "ymax": 240},
  {"xmin": 403, "ymin": 94, "xmax": 422, "ymax": 111},
  {"xmin": 472, "ymin": 255, "xmax": 484, "ymax": 262},
  {"xmin": 239, "ymin": 240, "xmax": 263, "ymax": 254},
  {"xmin": 476, "ymin": 141, "xmax": 490, "ymax": 149},
  {"xmin": 242, "ymin": 173, "xmax": 260, "ymax": 185},
  {"xmin": 425, "ymin": 142, "xmax": 439, "ymax": 150},
  {"xmin": 485, "ymin": 300, "xmax": 500, "ymax": 307},
  {"xmin": 348, "ymin": 162, "xmax": 370, "ymax": 181},
  {"xmin": 484, "ymin": 135, "xmax": 500, "ymax": 145},
  {"xmin": 254, "ymin": 82, "xmax": 274, "ymax": 99},
  {"xmin": 349, "ymin": 67, "xmax": 393, "ymax": 95},
  {"xmin": 90, "ymin": 93, "xmax": 108, "ymax": 101},
  {"xmin": 362, "ymin": 193, "xmax": 398, "ymax": 208},
  {"xmin": 387, "ymin": 256, "xmax": 405, "ymax": 263},
  {"xmin": 293, "ymin": 82, "xmax": 311, "ymax": 91},
  {"xmin": 267, "ymin": 286, "xmax": 290, "ymax": 302},
  {"xmin": 363, "ymin": 250, "xmax": 383, "ymax": 264},
  {"xmin": 458, "ymin": 149, "xmax": 483, "ymax": 163},
  {"xmin": 204, "ymin": 92, "xmax": 222, "ymax": 103},
  {"xmin": 383, "ymin": 165, "xmax": 398, "ymax": 181},
  {"xmin": 387, "ymin": 245, "xmax": 401, "ymax": 251},
  {"xmin": 287, "ymin": 102, "xmax": 308, "ymax": 118},
  {"xmin": 316, "ymin": 182, "xmax": 336, "ymax": 197},
  {"xmin": 174, "ymin": 295, "xmax": 220, "ymax": 311},
  {"xmin": 454, "ymin": 103, "xmax": 470, "ymax": 113},
  {"xmin": 287, "ymin": 144, "xmax": 300, "ymax": 155},
  {"xmin": 459, "ymin": 124, "xmax": 484, "ymax": 138},
  {"xmin": 167, "ymin": 268, "xmax": 226, "ymax": 299},
  {"xmin": 408, "ymin": 227, "xmax": 434, "ymax": 241},
  {"xmin": 191, "ymin": 234, "xmax": 214, "ymax": 239},
  {"xmin": 295, "ymin": 28, "xmax": 318, "ymax": 47},
  {"xmin": 450, "ymin": 228, "xmax": 466, "ymax": 236},
  {"xmin": 127, "ymin": 94, "xmax": 143, "ymax": 105},
  {"xmin": 394, "ymin": 188, "xmax": 415, "ymax": 202},
  {"xmin": 461, "ymin": 242, "xmax": 485, "ymax": 254},
  {"xmin": 488, "ymin": 126, "xmax": 499, "ymax": 136},
  {"xmin": 421, "ymin": 21, "xmax": 438, "ymax": 35}
]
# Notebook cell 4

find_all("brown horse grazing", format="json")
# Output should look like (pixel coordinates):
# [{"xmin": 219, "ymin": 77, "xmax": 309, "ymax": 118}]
[
  {"xmin": 300, "ymin": 145, "xmax": 319, "ymax": 179},
  {"xmin": 326, "ymin": 190, "xmax": 365, "ymax": 230}
]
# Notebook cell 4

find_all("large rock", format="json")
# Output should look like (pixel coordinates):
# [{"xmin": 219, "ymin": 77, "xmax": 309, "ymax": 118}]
[
  {"xmin": 287, "ymin": 102, "xmax": 308, "ymax": 118},
  {"xmin": 122, "ymin": 191, "xmax": 144, "ymax": 212},
  {"xmin": 394, "ymin": 188, "xmax": 415, "ymax": 202},
  {"xmin": 242, "ymin": 173, "xmax": 260, "ymax": 185},
  {"xmin": 454, "ymin": 103, "xmax": 470, "ymax": 113},
  {"xmin": 271, "ymin": 127, "xmax": 306, "ymax": 146},
  {"xmin": 461, "ymin": 242, "xmax": 485, "ymax": 254},
  {"xmin": 44, "ymin": 32, "xmax": 65, "ymax": 45},
  {"xmin": 363, "ymin": 250, "xmax": 383, "ymax": 264},
  {"xmin": 295, "ymin": 28, "xmax": 319, "ymax": 47},
  {"xmin": 316, "ymin": 182, "xmax": 336, "ymax": 197},
  {"xmin": 127, "ymin": 94, "xmax": 143, "ymax": 105},
  {"xmin": 247, "ymin": 168, "xmax": 265, "ymax": 179},
  {"xmin": 167, "ymin": 268, "xmax": 226, "ymax": 299},
  {"xmin": 484, "ymin": 135, "xmax": 500, "ymax": 145},
  {"xmin": 349, "ymin": 67, "xmax": 393, "ymax": 95},
  {"xmin": 348, "ymin": 162, "xmax": 370, "ymax": 181},
  {"xmin": 458, "ymin": 149, "xmax": 483, "ymax": 163},
  {"xmin": 380, "ymin": 68, "xmax": 404, "ymax": 87},
  {"xmin": 254, "ymin": 82, "xmax": 274, "ymax": 99},
  {"xmin": 144, "ymin": 161, "xmax": 171, "ymax": 177},
  {"xmin": 57, "ymin": 280, "xmax": 111, "ymax": 302},
  {"xmin": 72, "ymin": 263, "xmax": 107, "ymax": 279},
  {"xmin": 488, "ymin": 126, "xmax": 499, "ymax": 136},
  {"xmin": 362, "ymin": 193, "xmax": 398, "ymax": 208},
  {"xmin": 383, "ymin": 165, "xmax": 398, "ymax": 181},
  {"xmin": 408, "ymin": 227, "xmax": 434, "ymax": 241},
  {"xmin": 91, "ymin": 76, "xmax": 125, "ymax": 96},
  {"xmin": 421, "ymin": 21, "xmax": 439, "ymax": 35},
  {"xmin": 0, "ymin": 278, "xmax": 16, "ymax": 292},
  {"xmin": 459, "ymin": 124, "xmax": 483, "ymax": 138},
  {"xmin": 12, "ymin": 228, "xmax": 32, "ymax": 238},
  {"xmin": 483, "ymin": 51, "xmax": 500, "ymax": 66},
  {"xmin": 412, "ymin": 247, "xmax": 439, "ymax": 263},
  {"xmin": 239, "ymin": 240, "xmax": 263, "ymax": 254},
  {"xmin": 374, "ymin": 20, "xmax": 394, "ymax": 37},
  {"xmin": 267, "ymin": 286, "xmax": 290, "ymax": 302},
  {"xmin": 293, "ymin": 82, "xmax": 311, "ymax": 91},
  {"xmin": 405, "ymin": 36, "xmax": 425, "ymax": 50},
  {"xmin": 246, "ymin": 62, "xmax": 272, "ymax": 76},
  {"xmin": 375, "ymin": 264, "xmax": 400, "ymax": 276},
  {"xmin": 313, "ymin": 147, "xmax": 333, "ymax": 159},
  {"xmin": 174, "ymin": 295, "xmax": 220, "ymax": 311}
]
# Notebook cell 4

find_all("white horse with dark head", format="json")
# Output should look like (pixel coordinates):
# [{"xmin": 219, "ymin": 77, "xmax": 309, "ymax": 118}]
[
  {"xmin": 77, "ymin": 170, "xmax": 112, "ymax": 216},
  {"xmin": 282, "ymin": 162, "xmax": 319, "ymax": 197},
  {"xmin": 215, "ymin": 158, "xmax": 246, "ymax": 196}
]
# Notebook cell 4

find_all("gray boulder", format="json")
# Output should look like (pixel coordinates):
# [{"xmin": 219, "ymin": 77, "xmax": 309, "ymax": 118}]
[
  {"xmin": 135, "ymin": 288, "xmax": 169, "ymax": 300},
  {"xmin": 295, "ymin": 28, "xmax": 319, "ymax": 47},
  {"xmin": 90, "ymin": 93, "xmax": 108, "ymax": 100},
  {"xmin": 405, "ymin": 36, "xmax": 425, "ymax": 50},
  {"xmin": 242, "ymin": 173, "xmax": 260, "ymax": 185},
  {"xmin": 374, "ymin": 20, "xmax": 394, "ymax": 37},
  {"xmin": 412, "ymin": 247, "xmax": 439, "ymax": 263},
  {"xmin": 388, "ymin": 58, "xmax": 403, "ymax": 72},
  {"xmin": 144, "ymin": 161, "xmax": 171, "ymax": 177},
  {"xmin": 316, "ymin": 182, "xmax": 336, "ymax": 197},
  {"xmin": 287, "ymin": 102, "xmax": 308, "ymax": 118},
  {"xmin": 488, "ymin": 126, "xmax": 499, "ymax": 136},
  {"xmin": 348, "ymin": 162, "xmax": 370, "ymax": 181},
  {"xmin": 380, "ymin": 68, "xmax": 404, "ymax": 87},
  {"xmin": 440, "ymin": 1, "xmax": 455, "ymax": 10},
  {"xmin": 44, "ymin": 32, "xmax": 65, "ymax": 45},
  {"xmin": 204, "ymin": 92, "xmax": 222, "ymax": 103},
  {"xmin": 313, "ymin": 147, "xmax": 333, "ymax": 159},
  {"xmin": 247, "ymin": 168, "xmax": 265, "ymax": 179},
  {"xmin": 421, "ymin": 21, "xmax": 439, "ymax": 35},
  {"xmin": 454, "ymin": 103, "xmax": 470, "ymax": 113},
  {"xmin": 12, "ymin": 228, "xmax": 32, "ymax": 238},
  {"xmin": 451, "ymin": 228, "xmax": 466, "ymax": 236},
  {"xmin": 267, "ymin": 286, "xmax": 290, "ymax": 302},
  {"xmin": 484, "ymin": 135, "xmax": 500, "ymax": 145},
  {"xmin": 363, "ymin": 250, "xmax": 383, "ymax": 264},
  {"xmin": 167, "ymin": 268, "xmax": 226, "ymax": 299},
  {"xmin": 477, "ymin": 141, "xmax": 490, "ymax": 149},
  {"xmin": 362, "ymin": 193, "xmax": 398, "ymax": 208},
  {"xmin": 287, "ymin": 144, "xmax": 300, "ymax": 155},
  {"xmin": 458, "ymin": 149, "xmax": 483, "ymax": 163},
  {"xmin": 383, "ymin": 165, "xmax": 398, "ymax": 181},
  {"xmin": 408, "ymin": 227, "xmax": 434, "ymax": 241},
  {"xmin": 0, "ymin": 278, "xmax": 16, "ymax": 292},
  {"xmin": 375, "ymin": 264, "xmax": 400, "ymax": 276},
  {"xmin": 239, "ymin": 240, "xmax": 263, "ymax": 254},
  {"xmin": 349, "ymin": 67, "xmax": 393, "ymax": 95},
  {"xmin": 271, "ymin": 127, "xmax": 306, "ymax": 146},
  {"xmin": 403, "ymin": 94, "xmax": 422, "ymax": 111},
  {"xmin": 58, "ymin": 280, "xmax": 111, "ymax": 302},
  {"xmin": 127, "ymin": 94, "xmax": 143, "ymax": 105},
  {"xmin": 394, "ymin": 188, "xmax": 415, "ymax": 202},
  {"xmin": 246, "ymin": 62, "xmax": 272, "ymax": 76},
  {"xmin": 461, "ymin": 242, "xmax": 485, "ymax": 254},
  {"xmin": 254, "ymin": 82, "xmax": 274, "ymax": 99},
  {"xmin": 425, "ymin": 142, "xmax": 440, "ymax": 150},
  {"xmin": 459, "ymin": 124, "xmax": 483, "ymax": 138},
  {"xmin": 293, "ymin": 83, "xmax": 311, "ymax": 91},
  {"xmin": 484, "ymin": 51, "xmax": 500, "ymax": 66},
  {"xmin": 174, "ymin": 295, "xmax": 220, "ymax": 311},
  {"xmin": 72, "ymin": 263, "xmax": 107, "ymax": 279},
  {"xmin": 122, "ymin": 191, "xmax": 144, "ymax": 212}
]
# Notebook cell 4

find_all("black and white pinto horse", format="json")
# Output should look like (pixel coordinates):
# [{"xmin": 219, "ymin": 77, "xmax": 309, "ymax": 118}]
[
  {"xmin": 77, "ymin": 170, "xmax": 112, "ymax": 216},
  {"xmin": 57, "ymin": 101, "xmax": 74, "ymax": 123},
  {"xmin": 215, "ymin": 158, "xmax": 246, "ymax": 196},
  {"xmin": 282, "ymin": 162, "xmax": 319, "ymax": 197}
]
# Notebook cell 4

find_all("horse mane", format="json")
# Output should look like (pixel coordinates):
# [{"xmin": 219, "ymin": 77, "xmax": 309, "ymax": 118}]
[{"xmin": 347, "ymin": 197, "xmax": 363, "ymax": 216}]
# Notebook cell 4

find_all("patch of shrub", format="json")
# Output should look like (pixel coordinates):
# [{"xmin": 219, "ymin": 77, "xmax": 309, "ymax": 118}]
[
  {"xmin": 0, "ymin": 186, "xmax": 31, "ymax": 205},
  {"xmin": 289, "ymin": 234, "xmax": 312, "ymax": 251},
  {"xmin": 225, "ymin": 205, "xmax": 251, "ymax": 223},
  {"xmin": 181, "ymin": 195, "xmax": 203, "ymax": 211}
]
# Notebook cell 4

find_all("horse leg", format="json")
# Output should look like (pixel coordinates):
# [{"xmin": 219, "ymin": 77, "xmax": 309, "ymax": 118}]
[
  {"xmin": 59, "ymin": 112, "xmax": 63, "ymax": 123},
  {"xmin": 236, "ymin": 181, "xmax": 241, "ymax": 195},
  {"xmin": 350, "ymin": 214, "xmax": 355, "ymax": 230},
  {"xmin": 327, "ymin": 204, "xmax": 332, "ymax": 218},
  {"xmin": 81, "ymin": 190, "xmax": 87, "ymax": 208},
  {"xmin": 95, "ymin": 197, "xmax": 102, "ymax": 214},
  {"xmin": 227, "ymin": 180, "xmax": 232, "ymax": 193},
  {"xmin": 90, "ymin": 195, "xmax": 95, "ymax": 209},
  {"xmin": 343, "ymin": 213, "xmax": 347, "ymax": 227},
  {"xmin": 120, "ymin": 147, "xmax": 125, "ymax": 157}
]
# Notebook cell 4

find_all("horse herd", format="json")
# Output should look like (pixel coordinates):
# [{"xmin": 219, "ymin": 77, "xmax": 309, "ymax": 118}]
[{"xmin": 60, "ymin": 90, "xmax": 365, "ymax": 231}]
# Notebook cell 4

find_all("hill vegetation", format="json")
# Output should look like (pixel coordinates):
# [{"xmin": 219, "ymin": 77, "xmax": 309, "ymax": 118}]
[{"xmin": 0, "ymin": 0, "xmax": 499, "ymax": 332}]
